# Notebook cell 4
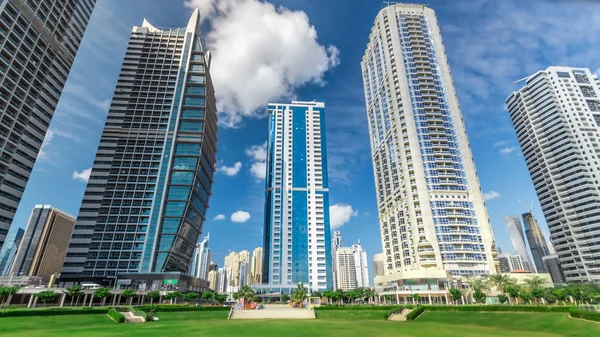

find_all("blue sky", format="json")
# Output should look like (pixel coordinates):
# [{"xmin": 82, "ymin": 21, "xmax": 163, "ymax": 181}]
[{"xmin": 7, "ymin": 0, "xmax": 600, "ymax": 278}]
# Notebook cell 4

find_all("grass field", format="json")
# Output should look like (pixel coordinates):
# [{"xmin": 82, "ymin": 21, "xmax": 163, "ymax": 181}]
[{"xmin": 0, "ymin": 310, "xmax": 598, "ymax": 337}]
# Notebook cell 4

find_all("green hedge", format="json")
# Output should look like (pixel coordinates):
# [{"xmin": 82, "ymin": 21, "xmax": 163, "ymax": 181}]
[
  {"xmin": 0, "ymin": 308, "xmax": 109, "ymax": 318},
  {"xmin": 107, "ymin": 308, "xmax": 124, "ymax": 323},
  {"xmin": 137, "ymin": 305, "xmax": 230, "ymax": 312},
  {"xmin": 406, "ymin": 306, "xmax": 425, "ymax": 321},
  {"xmin": 421, "ymin": 305, "xmax": 573, "ymax": 313},
  {"xmin": 569, "ymin": 308, "xmax": 600, "ymax": 322},
  {"xmin": 131, "ymin": 308, "xmax": 147, "ymax": 319},
  {"xmin": 317, "ymin": 305, "xmax": 412, "ymax": 311}
]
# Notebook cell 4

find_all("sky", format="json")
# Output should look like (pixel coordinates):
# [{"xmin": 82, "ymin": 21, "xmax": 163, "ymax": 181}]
[{"xmin": 7, "ymin": 0, "xmax": 600, "ymax": 281}]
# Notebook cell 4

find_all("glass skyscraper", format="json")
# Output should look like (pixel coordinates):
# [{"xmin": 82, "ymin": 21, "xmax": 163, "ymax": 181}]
[
  {"xmin": 522, "ymin": 211, "xmax": 550, "ymax": 274},
  {"xmin": 504, "ymin": 215, "xmax": 535, "ymax": 272},
  {"xmin": 261, "ymin": 101, "xmax": 333, "ymax": 293},
  {"xmin": 61, "ymin": 9, "xmax": 217, "ymax": 284},
  {"xmin": 506, "ymin": 66, "xmax": 600, "ymax": 283},
  {"xmin": 0, "ymin": 0, "xmax": 96, "ymax": 248},
  {"xmin": 361, "ymin": 4, "xmax": 498, "ymax": 285}
]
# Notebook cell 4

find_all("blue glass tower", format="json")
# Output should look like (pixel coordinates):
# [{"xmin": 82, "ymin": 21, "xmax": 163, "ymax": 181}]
[{"xmin": 261, "ymin": 101, "xmax": 333, "ymax": 292}]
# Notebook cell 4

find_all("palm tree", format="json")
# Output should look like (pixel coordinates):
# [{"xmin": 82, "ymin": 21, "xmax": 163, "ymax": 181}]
[
  {"xmin": 489, "ymin": 274, "xmax": 514, "ymax": 294},
  {"xmin": 238, "ymin": 285, "xmax": 256, "ymax": 308},
  {"xmin": 64, "ymin": 285, "xmax": 83, "ymax": 307},
  {"xmin": 291, "ymin": 283, "xmax": 307, "ymax": 307},
  {"xmin": 411, "ymin": 293, "xmax": 420, "ymax": 304},
  {"xmin": 322, "ymin": 290, "xmax": 333, "ymax": 305},
  {"xmin": 467, "ymin": 278, "xmax": 490, "ymax": 304},
  {"xmin": 523, "ymin": 275, "xmax": 546, "ymax": 290},
  {"xmin": 505, "ymin": 285, "xmax": 520, "ymax": 305}
]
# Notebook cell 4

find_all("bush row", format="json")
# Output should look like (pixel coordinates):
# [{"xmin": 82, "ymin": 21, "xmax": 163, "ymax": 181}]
[
  {"xmin": 137, "ymin": 305, "xmax": 230, "ymax": 312},
  {"xmin": 421, "ymin": 305, "xmax": 573, "ymax": 313},
  {"xmin": 0, "ymin": 308, "xmax": 108, "ymax": 318},
  {"xmin": 569, "ymin": 308, "xmax": 600, "ymax": 322},
  {"xmin": 317, "ymin": 305, "xmax": 410, "ymax": 311},
  {"xmin": 107, "ymin": 308, "xmax": 125, "ymax": 323},
  {"xmin": 406, "ymin": 306, "xmax": 425, "ymax": 321}
]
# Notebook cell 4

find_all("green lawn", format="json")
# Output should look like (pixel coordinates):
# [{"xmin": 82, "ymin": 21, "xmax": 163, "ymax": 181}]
[{"xmin": 0, "ymin": 310, "xmax": 597, "ymax": 337}]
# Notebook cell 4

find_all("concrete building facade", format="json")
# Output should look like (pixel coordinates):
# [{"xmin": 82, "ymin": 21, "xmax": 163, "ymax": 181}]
[
  {"xmin": 506, "ymin": 66, "xmax": 600, "ymax": 282},
  {"xmin": 251, "ymin": 247, "xmax": 262, "ymax": 285},
  {"xmin": 361, "ymin": 3, "xmax": 498, "ymax": 286},
  {"xmin": 0, "ymin": 0, "xmax": 96, "ymax": 248},
  {"xmin": 373, "ymin": 252, "xmax": 385, "ymax": 277},
  {"xmin": 543, "ymin": 254, "xmax": 566, "ymax": 284}
]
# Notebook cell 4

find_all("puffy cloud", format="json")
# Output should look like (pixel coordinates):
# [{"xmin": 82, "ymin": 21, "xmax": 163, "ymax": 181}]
[
  {"xmin": 72, "ymin": 168, "xmax": 92, "ymax": 183},
  {"xmin": 330, "ymin": 204, "xmax": 358, "ymax": 229},
  {"xmin": 493, "ymin": 140, "xmax": 510, "ymax": 147},
  {"xmin": 217, "ymin": 161, "xmax": 242, "ymax": 176},
  {"xmin": 213, "ymin": 214, "xmax": 226, "ymax": 220},
  {"xmin": 231, "ymin": 210, "xmax": 251, "ymax": 223},
  {"xmin": 483, "ymin": 191, "xmax": 501, "ymax": 201},
  {"xmin": 246, "ymin": 142, "xmax": 267, "ymax": 179},
  {"xmin": 185, "ymin": 0, "xmax": 339, "ymax": 126},
  {"xmin": 38, "ymin": 129, "xmax": 56, "ymax": 161},
  {"xmin": 500, "ymin": 146, "xmax": 518, "ymax": 154}
]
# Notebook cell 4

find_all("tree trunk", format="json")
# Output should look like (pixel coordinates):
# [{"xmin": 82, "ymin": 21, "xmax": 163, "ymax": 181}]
[
  {"xmin": 70, "ymin": 297, "xmax": 74, "ymax": 307},
  {"xmin": 150, "ymin": 298, "xmax": 154, "ymax": 305},
  {"xmin": 75, "ymin": 296, "xmax": 79, "ymax": 307}
]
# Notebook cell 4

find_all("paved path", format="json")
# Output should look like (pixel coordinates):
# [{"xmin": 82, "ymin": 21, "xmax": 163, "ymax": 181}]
[{"xmin": 231, "ymin": 304, "xmax": 315, "ymax": 320}]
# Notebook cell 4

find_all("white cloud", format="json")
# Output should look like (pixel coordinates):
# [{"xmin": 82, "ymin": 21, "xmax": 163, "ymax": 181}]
[
  {"xmin": 500, "ymin": 146, "xmax": 518, "ymax": 154},
  {"xmin": 217, "ymin": 161, "xmax": 242, "ymax": 176},
  {"xmin": 72, "ymin": 168, "xmax": 92, "ymax": 183},
  {"xmin": 231, "ymin": 211, "xmax": 251, "ymax": 223},
  {"xmin": 185, "ymin": 0, "xmax": 339, "ymax": 127},
  {"xmin": 246, "ymin": 142, "xmax": 267, "ymax": 180},
  {"xmin": 213, "ymin": 214, "xmax": 226, "ymax": 220},
  {"xmin": 330, "ymin": 204, "xmax": 358, "ymax": 230},
  {"xmin": 493, "ymin": 140, "xmax": 510, "ymax": 147},
  {"xmin": 38, "ymin": 129, "xmax": 56, "ymax": 161},
  {"xmin": 483, "ymin": 191, "xmax": 501, "ymax": 201}
]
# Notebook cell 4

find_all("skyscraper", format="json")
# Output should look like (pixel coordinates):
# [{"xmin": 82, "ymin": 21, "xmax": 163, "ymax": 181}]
[
  {"xmin": 331, "ymin": 230, "xmax": 342, "ymax": 290},
  {"xmin": 217, "ymin": 267, "xmax": 230, "ymax": 293},
  {"xmin": 334, "ymin": 242, "xmax": 369, "ymax": 291},
  {"xmin": 207, "ymin": 269, "xmax": 218, "ymax": 291},
  {"xmin": 521, "ymin": 211, "xmax": 550, "ymax": 274},
  {"xmin": 506, "ymin": 66, "xmax": 600, "ymax": 282},
  {"xmin": 239, "ymin": 250, "xmax": 251, "ymax": 286},
  {"xmin": 0, "ymin": 0, "xmax": 96, "ymax": 248},
  {"xmin": 224, "ymin": 251, "xmax": 240, "ymax": 287},
  {"xmin": 361, "ymin": 3, "xmax": 497, "ymax": 285},
  {"xmin": 10, "ymin": 205, "xmax": 75, "ymax": 280},
  {"xmin": 61, "ymin": 10, "xmax": 218, "ymax": 283},
  {"xmin": 190, "ymin": 234, "xmax": 210, "ymax": 280},
  {"xmin": 498, "ymin": 253, "xmax": 531, "ymax": 273},
  {"xmin": 261, "ymin": 101, "xmax": 333, "ymax": 292},
  {"xmin": 504, "ymin": 215, "xmax": 535, "ymax": 272},
  {"xmin": 251, "ymin": 247, "xmax": 263, "ymax": 285},
  {"xmin": 543, "ymin": 254, "xmax": 566, "ymax": 284},
  {"xmin": 372, "ymin": 253, "xmax": 385, "ymax": 277},
  {"xmin": 0, "ymin": 227, "xmax": 24, "ymax": 276}
]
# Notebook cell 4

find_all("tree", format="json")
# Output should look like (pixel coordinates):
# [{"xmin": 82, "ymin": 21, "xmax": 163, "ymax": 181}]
[
  {"xmin": 523, "ymin": 275, "xmax": 546, "ymax": 290},
  {"xmin": 384, "ymin": 295, "xmax": 393, "ymax": 305},
  {"xmin": 64, "ymin": 285, "xmax": 83, "ymax": 307},
  {"xmin": 93, "ymin": 288, "xmax": 112, "ymax": 307},
  {"xmin": 35, "ymin": 290, "xmax": 57, "ymax": 307},
  {"xmin": 449, "ymin": 288, "xmax": 463, "ymax": 304},
  {"xmin": 544, "ymin": 293, "xmax": 558, "ymax": 305},
  {"xmin": 121, "ymin": 289, "xmax": 137, "ymax": 305},
  {"xmin": 184, "ymin": 292, "xmax": 199, "ymax": 303},
  {"xmin": 281, "ymin": 294, "xmax": 290, "ymax": 302},
  {"xmin": 473, "ymin": 291, "xmax": 486, "ymax": 305},
  {"xmin": 165, "ymin": 291, "xmax": 182, "ymax": 304},
  {"xmin": 215, "ymin": 293, "xmax": 227, "ymax": 304},
  {"xmin": 238, "ymin": 285, "xmax": 256, "ymax": 308},
  {"xmin": 322, "ymin": 290, "xmax": 333, "ymax": 305},
  {"xmin": 147, "ymin": 290, "xmax": 161, "ymax": 305},
  {"xmin": 201, "ymin": 290, "xmax": 215, "ymax": 302},
  {"xmin": 1, "ymin": 286, "xmax": 21, "ymax": 311},
  {"xmin": 312, "ymin": 291, "xmax": 322, "ymax": 299},
  {"xmin": 520, "ymin": 291, "xmax": 533, "ymax": 305},
  {"xmin": 505, "ymin": 285, "xmax": 520, "ymax": 305},
  {"xmin": 489, "ymin": 274, "xmax": 514, "ymax": 294},
  {"xmin": 411, "ymin": 293, "xmax": 420, "ymax": 303},
  {"xmin": 469, "ymin": 279, "xmax": 490, "ymax": 293},
  {"xmin": 497, "ymin": 294, "xmax": 508, "ymax": 304},
  {"xmin": 531, "ymin": 287, "xmax": 544, "ymax": 304},
  {"xmin": 291, "ymin": 283, "xmax": 307, "ymax": 306}
]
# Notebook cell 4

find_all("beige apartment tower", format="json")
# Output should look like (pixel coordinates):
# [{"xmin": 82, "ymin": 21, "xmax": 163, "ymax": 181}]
[
  {"xmin": 251, "ymin": 247, "xmax": 263, "ymax": 285},
  {"xmin": 10, "ymin": 205, "xmax": 75, "ymax": 280},
  {"xmin": 361, "ymin": 3, "xmax": 498, "ymax": 286}
]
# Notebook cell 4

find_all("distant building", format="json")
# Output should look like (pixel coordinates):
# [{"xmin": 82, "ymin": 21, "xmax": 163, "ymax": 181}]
[
  {"xmin": 207, "ymin": 270, "xmax": 218, "ymax": 291},
  {"xmin": 332, "ymin": 231, "xmax": 343, "ymax": 289},
  {"xmin": 504, "ymin": 216, "xmax": 536, "ymax": 272},
  {"xmin": 522, "ymin": 212, "xmax": 550, "ymax": 273},
  {"xmin": 251, "ymin": 247, "xmax": 263, "ymax": 284},
  {"xmin": 10, "ymin": 206, "xmax": 75, "ymax": 280},
  {"xmin": 373, "ymin": 253, "xmax": 385, "ymax": 277},
  {"xmin": 498, "ymin": 253, "xmax": 531, "ymax": 273},
  {"xmin": 208, "ymin": 262, "xmax": 218, "ymax": 272},
  {"xmin": 334, "ymin": 242, "xmax": 370, "ymax": 291},
  {"xmin": 217, "ymin": 267, "xmax": 231, "ymax": 293},
  {"xmin": 543, "ymin": 254, "xmax": 566, "ymax": 284},
  {"xmin": 224, "ymin": 251, "xmax": 241, "ymax": 287},
  {"xmin": 0, "ymin": 228, "xmax": 24, "ymax": 276},
  {"xmin": 191, "ymin": 234, "xmax": 211, "ymax": 280},
  {"xmin": 239, "ymin": 261, "xmax": 249, "ymax": 287}
]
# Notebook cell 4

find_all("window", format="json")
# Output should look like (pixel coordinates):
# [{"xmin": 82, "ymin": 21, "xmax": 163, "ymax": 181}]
[
  {"xmin": 164, "ymin": 202, "xmax": 187, "ymax": 216},
  {"xmin": 189, "ymin": 75, "xmax": 205, "ymax": 83},
  {"xmin": 179, "ymin": 121, "xmax": 204, "ymax": 132},
  {"xmin": 175, "ymin": 143, "xmax": 200, "ymax": 155},
  {"xmin": 184, "ymin": 97, "xmax": 205, "ymax": 107},
  {"xmin": 182, "ymin": 108, "xmax": 204, "ymax": 119},
  {"xmin": 556, "ymin": 71, "xmax": 571, "ymax": 78},
  {"xmin": 186, "ymin": 86, "xmax": 205, "ymax": 95},
  {"xmin": 189, "ymin": 64, "xmax": 205, "ymax": 73},
  {"xmin": 168, "ymin": 186, "xmax": 191, "ymax": 200},
  {"xmin": 173, "ymin": 157, "xmax": 197, "ymax": 170}
]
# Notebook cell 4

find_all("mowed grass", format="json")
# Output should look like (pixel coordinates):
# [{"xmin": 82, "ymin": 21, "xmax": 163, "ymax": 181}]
[{"xmin": 0, "ymin": 310, "xmax": 598, "ymax": 337}]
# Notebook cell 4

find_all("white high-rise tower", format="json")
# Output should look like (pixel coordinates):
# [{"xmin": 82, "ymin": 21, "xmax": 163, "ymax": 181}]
[
  {"xmin": 361, "ymin": 4, "xmax": 498, "ymax": 285},
  {"xmin": 191, "ymin": 234, "xmax": 211, "ymax": 280},
  {"xmin": 506, "ymin": 66, "xmax": 600, "ymax": 283},
  {"xmin": 504, "ymin": 216, "xmax": 535, "ymax": 272}
]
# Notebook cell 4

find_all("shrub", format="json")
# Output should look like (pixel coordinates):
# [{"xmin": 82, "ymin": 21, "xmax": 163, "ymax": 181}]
[
  {"xmin": 107, "ymin": 308, "xmax": 125, "ymax": 323},
  {"xmin": 421, "ymin": 305, "xmax": 572, "ymax": 313},
  {"xmin": 569, "ymin": 308, "xmax": 600, "ymax": 322},
  {"xmin": 0, "ymin": 308, "xmax": 109, "ymax": 318},
  {"xmin": 317, "ymin": 305, "xmax": 413, "ymax": 311},
  {"xmin": 131, "ymin": 308, "xmax": 147, "ymax": 319},
  {"xmin": 137, "ymin": 304, "xmax": 230, "ymax": 312},
  {"xmin": 406, "ymin": 306, "xmax": 425, "ymax": 321}
]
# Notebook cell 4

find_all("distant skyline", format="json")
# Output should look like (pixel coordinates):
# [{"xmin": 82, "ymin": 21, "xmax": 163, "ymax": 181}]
[{"xmin": 4, "ymin": 0, "xmax": 600, "ymax": 282}]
